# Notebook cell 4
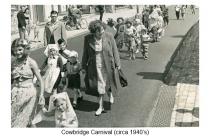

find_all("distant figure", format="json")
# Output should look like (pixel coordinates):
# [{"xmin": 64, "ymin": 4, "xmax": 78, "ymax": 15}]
[
  {"xmin": 33, "ymin": 23, "xmax": 40, "ymax": 42},
  {"xmin": 17, "ymin": 5, "xmax": 27, "ymax": 39},
  {"xmin": 181, "ymin": 5, "xmax": 187, "ymax": 19},
  {"xmin": 190, "ymin": 5, "xmax": 196, "ymax": 14},
  {"xmin": 68, "ymin": 5, "xmax": 82, "ymax": 29},
  {"xmin": 106, "ymin": 18, "xmax": 117, "ymax": 37},
  {"xmin": 97, "ymin": 5, "xmax": 105, "ymax": 21},
  {"xmin": 175, "ymin": 5, "xmax": 181, "ymax": 20},
  {"xmin": 142, "ymin": 8, "xmax": 150, "ymax": 29},
  {"xmin": 162, "ymin": 6, "xmax": 169, "ymax": 26},
  {"xmin": 24, "ymin": 8, "xmax": 31, "ymax": 39}
]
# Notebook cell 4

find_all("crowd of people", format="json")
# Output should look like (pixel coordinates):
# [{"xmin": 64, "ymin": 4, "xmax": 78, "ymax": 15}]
[
  {"xmin": 105, "ymin": 5, "xmax": 169, "ymax": 60},
  {"xmin": 12, "ymin": 5, "xmax": 196, "ymax": 128}
]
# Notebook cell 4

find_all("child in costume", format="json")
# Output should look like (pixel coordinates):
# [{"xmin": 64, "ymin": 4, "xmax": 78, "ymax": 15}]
[
  {"xmin": 41, "ymin": 44, "xmax": 64, "ymax": 106},
  {"xmin": 31, "ymin": 84, "xmax": 78, "ymax": 128}
]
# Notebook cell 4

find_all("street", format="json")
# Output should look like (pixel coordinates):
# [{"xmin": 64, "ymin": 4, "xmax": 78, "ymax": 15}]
[{"xmin": 29, "ymin": 6, "xmax": 199, "ymax": 127}]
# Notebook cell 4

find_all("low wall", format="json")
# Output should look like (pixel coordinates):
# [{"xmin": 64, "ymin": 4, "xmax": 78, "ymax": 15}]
[{"xmin": 163, "ymin": 21, "xmax": 199, "ymax": 86}]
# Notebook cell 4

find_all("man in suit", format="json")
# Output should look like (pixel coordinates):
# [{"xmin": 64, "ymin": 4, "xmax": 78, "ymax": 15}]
[
  {"xmin": 17, "ymin": 5, "xmax": 27, "ymax": 39},
  {"xmin": 44, "ymin": 11, "xmax": 67, "ymax": 46}
]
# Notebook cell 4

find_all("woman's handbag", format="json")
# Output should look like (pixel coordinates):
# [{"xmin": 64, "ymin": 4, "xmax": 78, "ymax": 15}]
[{"xmin": 118, "ymin": 69, "xmax": 128, "ymax": 87}]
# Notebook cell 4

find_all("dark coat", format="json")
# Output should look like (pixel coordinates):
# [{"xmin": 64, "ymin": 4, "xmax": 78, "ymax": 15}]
[
  {"xmin": 17, "ymin": 11, "xmax": 26, "ymax": 28},
  {"xmin": 82, "ymin": 32, "xmax": 121, "ymax": 96},
  {"xmin": 44, "ymin": 21, "xmax": 67, "ymax": 46}
]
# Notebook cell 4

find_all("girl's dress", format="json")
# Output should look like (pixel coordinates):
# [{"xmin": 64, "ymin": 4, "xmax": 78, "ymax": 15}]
[
  {"xmin": 11, "ymin": 57, "xmax": 38, "ymax": 127},
  {"xmin": 91, "ymin": 39, "xmax": 109, "ymax": 95},
  {"xmin": 42, "ymin": 55, "xmax": 62, "ymax": 93},
  {"xmin": 124, "ymin": 26, "xmax": 136, "ymax": 49}
]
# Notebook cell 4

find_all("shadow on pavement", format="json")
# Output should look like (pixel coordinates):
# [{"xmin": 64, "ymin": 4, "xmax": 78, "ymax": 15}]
[
  {"xmin": 136, "ymin": 72, "xmax": 163, "ymax": 81},
  {"xmin": 171, "ymin": 35, "xmax": 185, "ymax": 38},
  {"xmin": 175, "ymin": 121, "xmax": 199, "ymax": 127},
  {"xmin": 75, "ymin": 100, "xmax": 111, "ymax": 112},
  {"xmin": 176, "ymin": 107, "xmax": 199, "ymax": 118},
  {"xmin": 36, "ymin": 121, "xmax": 55, "ymax": 128}
]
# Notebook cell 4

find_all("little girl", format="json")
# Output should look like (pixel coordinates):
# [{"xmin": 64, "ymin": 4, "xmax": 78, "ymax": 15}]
[
  {"xmin": 134, "ymin": 19, "xmax": 146, "ymax": 54},
  {"xmin": 124, "ymin": 20, "xmax": 137, "ymax": 60},
  {"xmin": 66, "ymin": 50, "xmax": 83, "ymax": 108},
  {"xmin": 41, "ymin": 44, "xmax": 64, "ymax": 106},
  {"xmin": 31, "ymin": 84, "xmax": 78, "ymax": 127}
]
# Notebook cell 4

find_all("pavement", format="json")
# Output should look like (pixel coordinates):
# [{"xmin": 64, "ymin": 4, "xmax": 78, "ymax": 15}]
[
  {"xmin": 11, "ymin": 7, "xmax": 138, "ymax": 50},
  {"xmin": 147, "ymin": 83, "xmax": 199, "ymax": 127},
  {"xmin": 170, "ymin": 83, "xmax": 199, "ymax": 127},
  {"xmin": 146, "ymin": 8, "xmax": 199, "ymax": 127}
]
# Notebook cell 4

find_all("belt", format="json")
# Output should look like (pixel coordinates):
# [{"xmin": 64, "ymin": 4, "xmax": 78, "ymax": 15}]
[{"xmin": 12, "ymin": 82, "xmax": 34, "ymax": 88}]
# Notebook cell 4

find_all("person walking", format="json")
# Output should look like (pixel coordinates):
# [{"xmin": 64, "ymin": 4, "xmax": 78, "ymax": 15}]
[
  {"xmin": 41, "ymin": 44, "xmax": 64, "ymax": 106},
  {"xmin": 24, "ymin": 8, "xmax": 31, "ymax": 39},
  {"xmin": 175, "ymin": 5, "xmax": 181, "ymax": 20},
  {"xmin": 181, "ymin": 5, "xmax": 187, "ymax": 19},
  {"xmin": 162, "ymin": 6, "xmax": 169, "ymax": 26},
  {"xmin": 82, "ymin": 20, "xmax": 121, "ymax": 116},
  {"xmin": 66, "ymin": 50, "xmax": 83, "ymax": 108},
  {"xmin": 11, "ymin": 38, "xmax": 45, "ymax": 127},
  {"xmin": 97, "ymin": 5, "xmax": 105, "ymax": 21},
  {"xmin": 142, "ymin": 8, "xmax": 150, "ymax": 29},
  {"xmin": 114, "ymin": 17, "xmax": 126, "ymax": 50},
  {"xmin": 190, "ymin": 5, "xmax": 196, "ymax": 14},
  {"xmin": 43, "ymin": 10, "xmax": 67, "ymax": 47},
  {"xmin": 17, "ymin": 5, "xmax": 27, "ymax": 39}
]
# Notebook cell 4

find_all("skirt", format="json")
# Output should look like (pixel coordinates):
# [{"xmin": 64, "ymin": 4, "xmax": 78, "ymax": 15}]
[
  {"xmin": 11, "ymin": 83, "xmax": 38, "ymax": 127},
  {"xmin": 96, "ymin": 66, "xmax": 108, "ymax": 95},
  {"xmin": 43, "ymin": 67, "xmax": 60, "ymax": 93}
]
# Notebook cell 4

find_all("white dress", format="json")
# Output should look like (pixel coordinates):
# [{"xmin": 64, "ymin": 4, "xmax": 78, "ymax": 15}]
[
  {"xmin": 94, "ymin": 39, "xmax": 108, "ymax": 95},
  {"xmin": 43, "ymin": 56, "xmax": 60, "ymax": 93}
]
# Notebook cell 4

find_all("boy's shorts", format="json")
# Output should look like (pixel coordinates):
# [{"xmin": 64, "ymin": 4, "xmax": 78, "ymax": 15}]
[{"xmin": 67, "ymin": 73, "xmax": 81, "ymax": 89}]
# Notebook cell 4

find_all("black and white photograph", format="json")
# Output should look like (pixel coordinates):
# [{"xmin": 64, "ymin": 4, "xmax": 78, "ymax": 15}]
[{"xmin": 10, "ymin": 4, "xmax": 200, "ymax": 128}]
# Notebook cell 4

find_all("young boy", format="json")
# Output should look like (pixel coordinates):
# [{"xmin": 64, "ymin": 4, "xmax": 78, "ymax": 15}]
[
  {"xmin": 57, "ymin": 38, "xmax": 72, "ymax": 72},
  {"xmin": 66, "ymin": 50, "xmax": 83, "ymax": 108}
]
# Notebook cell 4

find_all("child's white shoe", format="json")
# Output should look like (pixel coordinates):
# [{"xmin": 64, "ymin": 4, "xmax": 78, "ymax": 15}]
[{"xmin": 95, "ymin": 108, "xmax": 106, "ymax": 116}]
